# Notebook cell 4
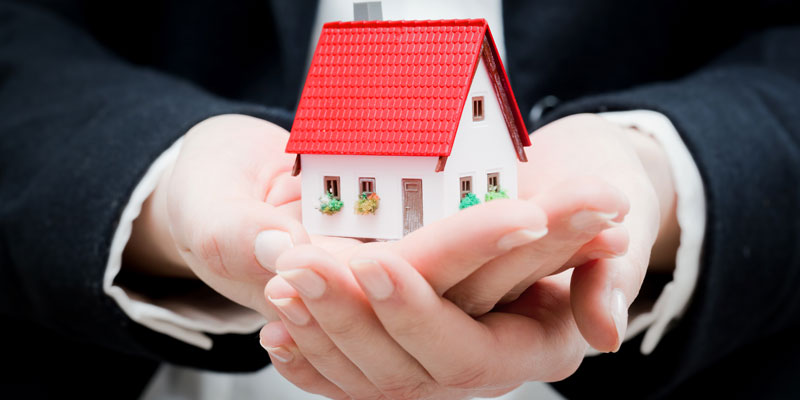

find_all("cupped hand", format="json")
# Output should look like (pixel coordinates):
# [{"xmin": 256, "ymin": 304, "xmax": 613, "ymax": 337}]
[
  {"xmin": 262, "ymin": 244, "xmax": 588, "ymax": 400},
  {"xmin": 123, "ymin": 113, "xmax": 615, "ymax": 323},
  {"xmin": 258, "ymin": 189, "xmax": 633, "ymax": 398},
  {"xmin": 259, "ymin": 114, "xmax": 676, "ymax": 398},
  {"xmin": 258, "ymin": 203, "xmax": 627, "ymax": 399},
  {"xmin": 519, "ymin": 113, "xmax": 676, "ymax": 351},
  {"xmin": 442, "ymin": 113, "xmax": 676, "ymax": 351},
  {"xmin": 125, "ymin": 114, "xmax": 313, "ymax": 319}
]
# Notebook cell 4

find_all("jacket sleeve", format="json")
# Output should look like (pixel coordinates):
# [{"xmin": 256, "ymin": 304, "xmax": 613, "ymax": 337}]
[
  {"xmin": 545, "ymin": 26, "xmax": 800, "ymax": 396},
  {"xmin": 0, "ymin": 2, "xmax": 286, "ymax": 371}
]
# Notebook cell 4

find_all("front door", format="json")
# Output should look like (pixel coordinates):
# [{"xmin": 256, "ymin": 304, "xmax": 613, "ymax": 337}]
[{"xmin": 402, "ymin": 179, "xmax": 423, "ymax": 236}]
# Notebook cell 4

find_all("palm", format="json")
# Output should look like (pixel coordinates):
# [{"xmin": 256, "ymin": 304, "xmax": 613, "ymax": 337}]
[{"xmin": 510, "ymin": 114, "xmax": 663, "ymax": 350}]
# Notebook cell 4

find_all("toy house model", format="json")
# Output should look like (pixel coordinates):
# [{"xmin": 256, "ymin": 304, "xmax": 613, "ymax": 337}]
[{"xmin": 286, "ymin": 17, "xmax": 530, "ymax": 240}]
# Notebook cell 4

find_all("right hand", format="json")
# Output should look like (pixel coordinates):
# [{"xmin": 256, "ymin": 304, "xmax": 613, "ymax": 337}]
[{"xmin": 125, "ymin": 114, "xmax": 322, "ymax": 319}]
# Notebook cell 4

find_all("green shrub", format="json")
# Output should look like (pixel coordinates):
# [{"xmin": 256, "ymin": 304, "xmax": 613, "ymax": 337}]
[
  {"xmin": 459, "ymin": 192, "xmax": 481, "ymax": 210},
  {"xmin": 318, "ymin": 192, "xmax": 343, "ymax": 215},
  {"xmin": 355, "ymin": 192, "xmax": 380, "ymax": 215},
  {"xmin": 485, "ymin": 186, "xmax": 509, "ymax": 202}
]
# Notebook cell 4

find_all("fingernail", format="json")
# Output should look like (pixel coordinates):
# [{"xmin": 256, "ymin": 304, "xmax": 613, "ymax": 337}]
[
  {"xmin": 255, "ymin": 230, "xmax": 294, "ymax": 273},
  {"xmin": 264, "ymin": 346, "xmax": 295, "ymax": 363},
  {"xmin": 610, "ymin": 289, "xmax": 628, "ymax": 352},
  {"xmin": 570, "ymin": 210, "xmax": 618, "ymax": 231},
  {"xmin": 277, "ymin": 269, "xmax": 327, "ymax": 299},
  {"xmin": 349, "ymin": 259, "xmax": 394, "ymax": 300},
  {"xmin": 268, "ymin": 297, "xmax": 312, "ymax": 325},
  {"xmin": 497, "ymin": 228, "xmax": 548, "ymax": 251},
  {"xmin": 258, "ymin": 327, "xmax": 296, "ymax": 363}
]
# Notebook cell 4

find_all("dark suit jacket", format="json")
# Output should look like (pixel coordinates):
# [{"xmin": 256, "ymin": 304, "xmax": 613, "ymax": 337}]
[{"xmin": 1, "ymin": 0, "xmax": 798, "ymax": 398}]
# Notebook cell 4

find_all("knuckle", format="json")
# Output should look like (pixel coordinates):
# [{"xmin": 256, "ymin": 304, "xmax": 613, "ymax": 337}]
[
  {"xmin": 445, "ymin": 289, "xmax": 495, "ymax": 317},
  {"xmin": 303, "ymin": 338, "xmax": 342, "ymax": 363},
  {"xmin": 459, "ymin": 300, "xmax": 493, "ymax": 317},
  {"xmin": 438, "ymin": 364, "xmax": 491, "ymax": 390},
  {"xmin": 321, "ymin": 317, "xmax": 373, "ymax": 340},
  {"xmin": 390, "ymin": 313, "xmax": 436, "ymax": 339},
  {"xmin": 499, "ymin": 289, "xmax": 524, "ymax": 304},
  {"xmin": 190, "ymin": 226, "xmax": 233, "ymax": 279},
  {"xmin": 375, "ymin": 376, "xmax": 432, "ymax": 400}
]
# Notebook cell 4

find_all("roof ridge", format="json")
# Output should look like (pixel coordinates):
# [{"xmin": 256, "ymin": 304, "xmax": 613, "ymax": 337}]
[
  {"xmin": 287, "ymin": 17, "xmax": 530, "ymax": 158},
  {"xmin": 323, "ymin": 18, "xmax": 487, "ymax": 30}
]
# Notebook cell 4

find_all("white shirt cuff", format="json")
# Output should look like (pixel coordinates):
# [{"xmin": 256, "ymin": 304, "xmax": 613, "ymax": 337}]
[
  {"xmin": 598, "ymin": 110, "xmax": 707, "ymax": 355},
  {"xmin": 103, "ymin": 138, "xmax": 265, "ymax": 350}
]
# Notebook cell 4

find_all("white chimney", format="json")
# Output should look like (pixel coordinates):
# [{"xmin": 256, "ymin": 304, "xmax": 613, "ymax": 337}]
[{"xmin": 354, "ymin": 1, "xmax": 383, "ymax": 21}]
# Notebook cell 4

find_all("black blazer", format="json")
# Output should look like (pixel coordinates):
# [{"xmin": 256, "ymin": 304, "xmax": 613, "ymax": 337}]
[{"xmin": 1, "ymin": 0, "xmax": 798, "ymax": 398}]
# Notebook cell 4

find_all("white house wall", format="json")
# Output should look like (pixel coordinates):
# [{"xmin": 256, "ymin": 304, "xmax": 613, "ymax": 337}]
[
  {"xmin": 443, "ymin": 57, "xmax": 521, "ymax": 215},
  {"xmin": 301, "ymin": 154, "xmax": 443, "ymax": 240}
]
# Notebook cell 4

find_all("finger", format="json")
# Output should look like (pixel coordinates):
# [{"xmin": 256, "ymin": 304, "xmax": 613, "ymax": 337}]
[
  {"xmin": 563, "ymin": 225, "xmax": 629, "ymax": 268},
  {"xmin": 170, "ymin": 116, "xmax": 309, "ymax": 278},
  {"xmin": 275, "ymin": 196, "xmax": 302, "ymax": 222},
  {"xmin": 172, "ymin": 196, "xmax": 310, "ymax": 279},
  {"xmin": 479, "ymin": 307, "xmax": 586, "ymax": 383},
  {"xmin": 490, "ymin": 272, "xmax": 588, "ymax": 382},
  {"xmin": 570, "ymin": 255, "xmax": 644, "ymax": 352},
  {"xmin": 445, "ymin": 178, "xmax": 629, "ymax": 315},
  {"xmin": 264, "ymin": 170, "xmax": 302, "ymax": 206},
  {"xmin": 308, "ymin": 234, "xmax": 363, "ymax": 258},
  {"xmin": 265, "ymin": 272, "xmax": 384, "ymax": 399},
  {"xmin": 259, "ymin": 321, "xmax": 350, "ymax": 399},
  {"xmin": 275, "ymin": 245, "xmax": 438, "ymax": 399},
  {"xmin": 350, "ymin": 249, "xmax": 586, "ymax": 387},
  {"xmin": 170, "ymin": 199, "xmax": 310, "ymax": 317},
  {"xmin": 570, "ymin": 170, "xmax": 659, "ymax": 352},
  {"xmin": 392, "ymin": 199, "xmax": 548, "ymax": 295},
  {"xmin": 496, "ymin": 225, "xmax": 629, "ymax": 306}
]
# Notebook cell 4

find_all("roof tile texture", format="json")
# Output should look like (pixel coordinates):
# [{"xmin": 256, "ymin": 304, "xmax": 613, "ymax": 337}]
[{"xmin": 287, "ymin": 19, "xmax": 488, "ymax": 156}]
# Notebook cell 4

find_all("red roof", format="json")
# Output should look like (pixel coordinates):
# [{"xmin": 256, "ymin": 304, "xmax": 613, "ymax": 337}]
[{"xmin": 286, "ymin": 19, "xmax": 529, "ymax": 157}]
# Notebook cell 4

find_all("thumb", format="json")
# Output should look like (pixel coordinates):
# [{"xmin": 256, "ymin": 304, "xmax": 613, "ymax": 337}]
[
  {"xmin": 195, "ymin": 198, "xmax": 310, "ymax": 279},
  {"xmin": 173, "ymin": 198, "xmax": 310, "ymax": 317},
  {"xmin": 569, "ymin": 255, "xmax": 644, "ymax": 353}
]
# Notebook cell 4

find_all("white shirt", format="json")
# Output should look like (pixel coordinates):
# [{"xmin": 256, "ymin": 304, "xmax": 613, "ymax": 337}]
[{"xmin": 100, "ymin": 1, "xmax": 707, "ymax": 398}]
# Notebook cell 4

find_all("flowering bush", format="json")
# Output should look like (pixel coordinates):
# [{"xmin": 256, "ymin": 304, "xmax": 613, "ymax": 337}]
[
  {"xmin": 459, "ymin": 192, "xmax": 481, "ymax": 210},
  {"xmin": 318, "ymin": 192, "xmax": 343, "ymax": 215},
  {"xmin": 355, "ymin": 192, "xmax": 380, "ymax": 215},
  {"xmin": 485, "ymin": 186, "xmax": 509, "ymax": 202}
]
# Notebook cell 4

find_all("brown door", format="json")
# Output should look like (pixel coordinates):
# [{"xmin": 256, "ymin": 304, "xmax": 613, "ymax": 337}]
[{"xmin": 402, "ymin": 179, "xmax": 423, "ymax": 236}]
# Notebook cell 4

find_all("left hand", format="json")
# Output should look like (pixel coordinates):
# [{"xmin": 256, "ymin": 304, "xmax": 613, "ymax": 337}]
[
  {"xmin": 258, "ymin": 184, "xmax": 629, "ymax": 399},
  {"xmin": 259, "ymin": 114, "xmax": 678, "ymax": 398},
  {"xmin": 262, "ymin": 244, "xmax": 589, "ymax": 399},
  {"xmin": 445, "ymin": 113, "xmax": 679, "ymax": 350}
]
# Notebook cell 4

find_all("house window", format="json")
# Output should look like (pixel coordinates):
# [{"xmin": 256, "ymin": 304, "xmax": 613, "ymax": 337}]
[
  {"xmin": 472, "ymin": 96, "xmax": 485, "ymax": 121},
  {"xmin": 359, "ymin": 177, "xmax": 376, "ymax": 195},
  {"xmin": 487, "ymin": 172, "xmax": 500, "ymax": 191},
  {"xmin": 324, "ymin": 176, "xmax": 341, "ymax": 199},
  {"xmin": 460, "ymin": 176, "xmax": 473, "ymax": 199}
]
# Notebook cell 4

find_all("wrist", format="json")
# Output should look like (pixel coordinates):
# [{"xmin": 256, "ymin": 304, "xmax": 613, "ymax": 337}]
[
  {"xmin": 124, "ymin": 161, "xmax": 194, "ymax": 278},
  {"xmin": 624, "ymin": 128, "xmax": 679, "ymax": 272}
]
